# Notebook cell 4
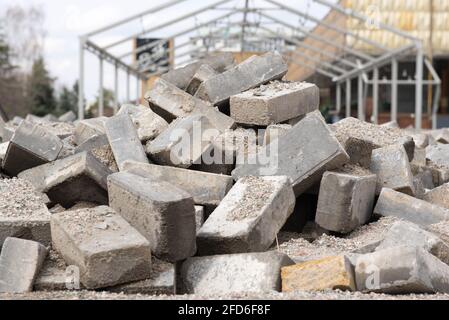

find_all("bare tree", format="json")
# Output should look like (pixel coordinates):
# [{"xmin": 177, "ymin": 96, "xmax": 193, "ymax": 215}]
[{"xmin": 3, "ymin": 5, "xmax": 46, "ymax": 72}]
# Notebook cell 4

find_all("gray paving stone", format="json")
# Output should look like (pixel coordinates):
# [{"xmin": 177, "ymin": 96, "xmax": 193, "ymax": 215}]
[
  {"xmin": 108, "ymin": 172, "xmax": 196, "ymax": 262},
  {"xmin": 0, "ymin": 238, "xmax": 47, "ymax": 293},
  {"xmin": 51, "ymin": 206, "xmax": 152, "ymax": 289}
]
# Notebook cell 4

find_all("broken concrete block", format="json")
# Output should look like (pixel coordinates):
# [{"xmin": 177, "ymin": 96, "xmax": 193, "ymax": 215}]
[
  {"xmin": 197, "ymin": 176, "xmax": 295, "ymax": 255},
  {"xmin": 427, "ymin": 162, "xmax": 449, "ymax": 187},
  {"xmin": 146, "ymin": 115, "xmax": 219, "ymax": 169},
  {"xmin": 233, "ymin": 111, "xmax": 349, "ymax": 196},
  {"xmin": 370, "ymin": 145, "xmax": 415, "ymax": 195},
  {"xmin": 427, "ymin": 220, "xmax": 449, "ymax": 247},
  {"xmin": 117, "ymin": 104, "xmax": 169, "ymax": 142},
  {"xmin": 58, "ymin": 111, "xmax": 77, "ymax": 123},
  {"xmin": 332, "ymin": 117, "xmax": 415, "ymax": 168},
  {"xmin": 195, "ymin": 206, "xmax": 205, "ymax": 233},
  {"xmin": 180, "ymin": 251, "xmax": 294, "ymax": 294},
  {"xmin": 423, "ymin": 183, "xmax": 449, "ymax": 210},
  {"xmin": 161, "ymin": 52, "xmax": 235, "ymax": 90},
  {"xmin": 0, "ymin": 178, "xmax": 51, "ymax": 247},
  {"xmin": 107, "ymin": 258, "xmax": 175, "ymax": 295},
  {"xmin": 281, "ymin": 256, "xmax": 356, "ymax": 292},
  {"xmin": 34, "ymin": 249, "xmax": 84, "ymax": 291},
  {"xmin": 426, "ymin": 144, "xmax": 449, "ymax": 181},
  {"xmin": 374, "ymin": 188, "xmax": 449, "ymax": 226},
  {"xmin": 74, "ymin": 117, "xmax": 107, "ymax": 146},
  {"xmin": 122, "ymin": 161, "xmax": 233, "ymax": 208},
  {"xmin": 40, "ymin": 122, "xmax": 75, "ymax": 140},
  {"xmin": 195, "ymin": 52, "xmax": 288, "ymax": 106},
  {"xmin": 104, "ymin": 113, "xmax": 149, "ymax": 171},
  {"xmin": 434, "ymin": 129, "xmax": 449, "ymax": 144},
  {"xmin": 1, "ymin": 126, "xmax": 15, "ymax": 143},
  {"xmin": 89, "ymin": 144, "xmax": 119, "ymax": 173},
  {"xmin": 51, "ymin": 206, "xmax": 152, "ymax": 289},
  {"xmin": 315, "ymin": 166, "xmax": 377, "ymax": 234},
  {"xmin": 145, "ymin": 78, "xmax": 235, "ymax": 132},
  {"xmin": 108, "ymin": 172, "xmax": 196, "ymax": 262},
  {"xmin": 0, "ymin": 238, "xmax": 47, "ymax": 293},
  {"xmin": 411, "ymin": 147, "xmax": 427, "ymax": 167},
  {"xmin": 74, "ymin": 134, "xmax": 109, "ymax": 154},
  {"xmin": 375, "ymin": 220, "xmax": 449, "ymax": 265},
  {"xmin": 230, "ymin": 81, "xmax": 319, "ymax": 126},
  {"xmin": 3, "ymin": 121, "xmax": 63, "ymax": 176},
  {"xmin": 18, "ymin": 152, "xmax": 111, "ymax": 207},
  {"xmin": 194, "ymin": 128, "xmax": 256, "ymax": 175},
  {"xmin": 186, "ymin": 64, "xmax": 219, "ymax": 96},
  {"xmin": 412, "ymin": 133, "xmax": 430, "ymax": 149},
  {"xmin": 263, "ymin": 124, "xmax": 291, "ymax": 146},
  {"xmin": 355, "ymin": 246, "xmax": 449, "ymax": 294}
]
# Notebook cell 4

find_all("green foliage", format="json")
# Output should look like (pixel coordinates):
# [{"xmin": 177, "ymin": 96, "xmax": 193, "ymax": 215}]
[
  {"xmin": 57, "ymin": 81, "xmax": 78, "ymax": 115},
  {"xmin": 27, "ymin": 56, "xmax": 57, "ymax": 116},
  {"xmin": 87, "ymin": 88, "xmax": 115, "ymax": 118}
]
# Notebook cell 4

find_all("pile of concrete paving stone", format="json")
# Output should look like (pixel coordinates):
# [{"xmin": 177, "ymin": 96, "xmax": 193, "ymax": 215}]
[{"xmin": 3, "ymin": 51, "xmax": 449, "ymax": 298}]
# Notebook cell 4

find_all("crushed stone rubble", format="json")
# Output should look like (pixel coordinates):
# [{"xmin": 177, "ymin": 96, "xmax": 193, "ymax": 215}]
[{"xmin": 2, "ymin": 52, "xmax": 449, "ymax": 300}]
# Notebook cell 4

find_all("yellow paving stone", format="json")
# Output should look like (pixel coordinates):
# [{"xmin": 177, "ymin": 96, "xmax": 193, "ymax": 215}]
[{"xmin": 281, "ymin": 256, "xmax": 356, "ymax": 292}]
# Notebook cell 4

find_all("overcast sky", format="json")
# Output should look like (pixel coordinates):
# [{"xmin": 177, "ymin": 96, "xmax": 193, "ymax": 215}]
[{"xmin": 1, "ymin": 0, "xmax": 334, "ymax": 103}]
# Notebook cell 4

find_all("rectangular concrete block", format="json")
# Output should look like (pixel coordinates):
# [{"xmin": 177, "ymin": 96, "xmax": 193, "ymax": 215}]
[
  {"xmin": 122, "ymin": 160, "xmax": 233, "ymax": 207},
  {"xmin": 281, "ymin": 256, "xmax": 356, "ymax": 292},
  {"xmin": 0, "ymin": 238, "xmax": 47, "ymax": 293},
  {"xmin": 3, "ymin": 121, "xmax": 63, "ymax": 176},
  {"xmin": 423, "ymin": 183, "xmax": 449, "ymax": 210},
  {"xmin": 58, "ymin": 111, "xmax": 77, "ymax": 123},
  {"xmin": 355, "ymin": 246, "xmax": 449, "ymax": 294},
  {"xmin": 374, "ymin": 188, "xmax": 449, "ymax": 226},
  {"xmin": 426, "ymin": 145, "xmax": 449, "ymax": 182},
  {"xmin": 108, "ymin": 172, "xmax": 196, "ymax": 262},
  {"xmin": 117, "ymin": 104, "xmax": 169, "ymax": 142},
  {"xmin": 315, "ymin": 167, "xmax": 377, "ymax": 234},
  {"xmin": 74, "ymin": 134, "xmax": 109, "ymax": 154},
  {"xmin": 51, "ymin": 206, "xmax": 152, "ymax": 289},
  {"xmin": 104, "ymin": 113, "xmax": 149, "ymax": 171},
  {"xmin": 370, "ymin": 144, "xmax": 415, "ymax": 196},
  {"xmin": 0, "ymin": 178, "xmax": 51, "ymax": 247},
  {"xmin": 197, "ymin": 176, "xmax": 295, "ymax": 255},
  {"xmin": 107, "ymin": 258, "xmax": 175, "ymax": 295},
  {"xmin": 332, "ymin": 117, "xmax": 415, "ymax": 168},
  {"xmin": 375, "ymin": 220, "xmax": 449, "ymax": 265},
  {"xmin": 74, "ymin": 117, "xmax": 107, "ymax": 146},
  {"xmin": 195, "ymin": 52, "xmax": 288, "ymax": 106},
  {"xmin": 145, "ymin": 78, "xmax": 235, "ymax": 132},
  {"xmin": 233, "ymin": 111, "xmax": 349, "ymax": 196},
  {"xmin": 180, "ymin": 251, "xmax": 294, "ymax": 295},
  {"xmin": 161, "ymin": 52, "xmax": 235, "ymax": 90},
  {"xmin": 263, "ymin": 124, "xmax": 292, "ymax": 146},
  {"xmin": 146, "ymin": 115, "xmax": 219, "ymax": 169},
  {"xmin": 18, "ymin": 152, "xmax": 111, "ymax": 208},
  {"xmin": 186, "ymin": 64, "xmax": 219, "ymax": 96},
  {"xmin": 230, "ymin": 81, "xmax": 319, "ymax": 126}
]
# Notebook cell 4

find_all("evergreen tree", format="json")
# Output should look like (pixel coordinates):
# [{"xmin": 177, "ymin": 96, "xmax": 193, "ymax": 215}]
[
  {"xmin": 0, "ymin": 26, "xmax": 14, "ymax": 74},
  {"xmin": 57, "ymin": 84, "xmax": 78, "ymax": 115},
  {"xmin": 27, "ymin": 56, "xmax": 57, "ymax": 116}
]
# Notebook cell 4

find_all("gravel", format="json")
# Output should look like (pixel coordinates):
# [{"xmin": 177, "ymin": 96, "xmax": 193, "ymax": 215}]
[
  {"xmin": 332, "ymin": 117, "xmax": 410, "ymax": 147},
  {"xmin": 0, "ymin": 178, "xmax": 50, "ymax": 219},
  {"xmin": 277, "ymin": 217, "xmax": 398, "ymax": 262},
  {"xmin": 227, "ymin": 176, "xmax": 274, "ymax": 221}
]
